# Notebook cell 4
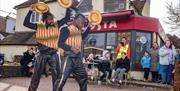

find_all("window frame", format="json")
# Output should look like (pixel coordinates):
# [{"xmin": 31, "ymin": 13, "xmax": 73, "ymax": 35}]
[{"xmin": 104, "ymin": 0, "xmax": 126, "ymax": 12}]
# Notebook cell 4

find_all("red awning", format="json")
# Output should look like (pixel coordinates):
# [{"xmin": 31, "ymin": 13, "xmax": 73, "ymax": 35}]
[{"xmin": 91, "ymin": 10, "xmax": 163, "ymax": 33}]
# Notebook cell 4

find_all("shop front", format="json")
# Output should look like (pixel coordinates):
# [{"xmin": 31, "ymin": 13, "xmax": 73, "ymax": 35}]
[{"xmin": 83, "ymin": 10, "xmax": 167, "ymax": 80}]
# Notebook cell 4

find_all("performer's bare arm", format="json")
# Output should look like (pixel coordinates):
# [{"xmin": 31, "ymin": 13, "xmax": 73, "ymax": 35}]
[
  {"xmin": 23, "ymin": 10, "xmax": 37, "ymax": 30},
  {"xmin": 57, "ymin": 8, "xmax": 71, "ymax": 28}
]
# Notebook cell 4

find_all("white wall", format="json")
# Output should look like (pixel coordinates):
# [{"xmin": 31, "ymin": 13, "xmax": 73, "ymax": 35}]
[
  {"xmin": 0, "ymin": 34, "xmax": 5, "ymax": 40},
  {"xmin": 0, "ymin": 45, "xmax": 28, "ymax": 62},
  {"xmin": 5, "ymin": 17, "xmax": 16, "ymax": 33},
  {"xmin": 15, "ymin": 0, "xmax": 151, "ymax": 32},
  {"xmin": 142, "ymin": 0, "xmax": 150, "ymax": 16},
  {"xmin": 15, "ymin": 2, "xmax": 66, "ymax": 32},
  {"xmin": 130, "ymin": 71, "xmax": 152, "ymax": 80},
  {"xmin": 92, "ymin": 0, "xmax": 104, "ymax": 12}
]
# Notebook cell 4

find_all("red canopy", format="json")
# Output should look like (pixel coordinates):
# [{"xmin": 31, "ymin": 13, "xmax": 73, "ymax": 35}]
[{"xmin": 91, "ymin": 10, "xmax": 162, "ymax": 33}]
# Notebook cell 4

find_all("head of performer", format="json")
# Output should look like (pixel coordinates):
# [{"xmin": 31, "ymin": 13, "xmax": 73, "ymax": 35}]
[
  {"xmin": 42, "ymin": 11, "xmax": 55, "ymax": 26},
  {"xmin": 71, "ymin": 13, "xmax": 87, "ymax": 30}
]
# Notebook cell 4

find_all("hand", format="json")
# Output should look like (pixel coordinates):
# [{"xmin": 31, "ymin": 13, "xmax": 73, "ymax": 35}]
[
  {"xmin": 30, "ymin": 4, "xmax": 35, "ymax": 11},
  {"xmin": 172, "ymin": 69, "xmax": 175, "ymax": 73},
  {"xmin": 71, "ymin": 46, "xmax": 80, "ymax": 54}
]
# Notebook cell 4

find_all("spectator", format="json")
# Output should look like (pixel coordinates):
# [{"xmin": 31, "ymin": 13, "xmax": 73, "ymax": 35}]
[
  {"xmin": 20, "ymin": 48, "xmax": 35, "ymax": 77},
  {"xmin": 141, "ymin": 51, "xmax": 151, "ymax": 81},
  {"xmin": 111, "ymin": 52, "xmax": 130, "ymax": 84},
  {"xmin": 115, "ymin": 37, "xmax": 130, "ymax": 59},
  {"xmin": 157, "ymin": 61, "xmax": 163, "ymax": 83},
  {"xmin": 86, "ymin": 53, "xmax": 94, "ymax": 69},
  {"xmin": 159, "ymin": 40, "xmax": 177, "ymax": 85},
  {"xmin": 87, "ymin": 53, "xmax": 94, "ymax": 62},
  {"xmin": 98, "ymin": 50, "xmax": 112, "ymax": 84},
  {"xmin": 149, "ymin": 42, "xmax": 159, "ymax": 82}
]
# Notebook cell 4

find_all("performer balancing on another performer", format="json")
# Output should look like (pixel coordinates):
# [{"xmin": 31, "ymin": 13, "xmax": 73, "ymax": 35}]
[
  {"xmin": 55, "ymin": 13, "xmax": 92, "ymax": 91},
  {"xmin": 23, "ymin": 4, "xmax": 71, "ymax": 91}
]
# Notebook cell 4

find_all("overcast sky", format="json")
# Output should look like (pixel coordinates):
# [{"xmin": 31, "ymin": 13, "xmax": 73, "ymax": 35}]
[{"xmin": 0, "ymin": 0, "xmax": 178, "ymax": 35}]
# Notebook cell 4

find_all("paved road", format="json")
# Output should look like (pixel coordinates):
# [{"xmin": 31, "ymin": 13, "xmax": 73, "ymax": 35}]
[{"xmin": 0, "ymin": 77, "xmax": 169, "ymax": 91}]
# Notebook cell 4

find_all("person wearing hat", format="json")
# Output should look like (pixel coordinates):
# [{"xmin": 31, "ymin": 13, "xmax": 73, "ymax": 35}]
[
  {"xmin": 55, "ymin": 13, "xmax": 92, "ymax": 91},
  {"xmin": 23, "ymin": 3, "xmax": 71, "ymax": 91}
]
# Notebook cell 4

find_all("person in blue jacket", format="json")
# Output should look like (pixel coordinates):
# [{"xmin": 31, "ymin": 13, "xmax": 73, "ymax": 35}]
[{"xmin": 141, "ymin": 51, "xmax": 151, "ymax": 81}]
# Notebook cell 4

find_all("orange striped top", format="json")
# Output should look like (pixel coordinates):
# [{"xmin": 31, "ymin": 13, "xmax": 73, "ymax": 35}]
[
  {"xmin": 59, "ymin": 25, "xmax": 82, "ymax": 56},
  {"xmin": 35, "ymin": 23, "xmax": 60, "ymax": 49}
]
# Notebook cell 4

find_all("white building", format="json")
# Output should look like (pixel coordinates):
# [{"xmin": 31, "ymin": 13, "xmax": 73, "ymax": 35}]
[
  {"xmin": 14, "ymin": 0, "xmax": 150, "ymax": 32},
  {"xmin": 0, "ymin": 0, "xmax": 153, "ymax": 80}
]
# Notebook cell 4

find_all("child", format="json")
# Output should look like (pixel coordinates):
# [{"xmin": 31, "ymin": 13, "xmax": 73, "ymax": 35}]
[{"xmin": 141, "ymin": 51, "xmax": 151, "ymax": 81}]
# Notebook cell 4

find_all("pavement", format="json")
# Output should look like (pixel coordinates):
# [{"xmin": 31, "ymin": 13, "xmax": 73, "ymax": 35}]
[{"xmin": 0, "ymin": 77, "xmax": 170, "ymax": 91}]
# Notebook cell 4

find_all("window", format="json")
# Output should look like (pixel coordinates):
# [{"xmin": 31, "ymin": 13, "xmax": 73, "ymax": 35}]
[
  {"xmin": 30, "ymin": 11, "xmax": 42, "ymax": 23},
  {"xmin": 117, "ymin": 32, "xmax": 131, "ymax": 44},
  {"xmin": 134, "ymin": 32, "xmax": 152, "ymax": 70},
  {"xmin": 77, "ymin": 0, "xmax": 93, "ymax": 13},
  {"xmin": 106, "ymin": 33, "xmax": 116, "ymax": 46},
  {"xmin": 104, "ymin": 0, "xmax": 126, "ymax": 12},
  {"xmin": 84, "ymin": 33, "xmax": 106, "ymax": 48}
]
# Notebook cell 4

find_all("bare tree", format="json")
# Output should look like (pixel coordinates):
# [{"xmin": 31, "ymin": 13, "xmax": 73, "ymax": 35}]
[{"xmin": 165, "ymin": 2, "xmax": 180, "ymax": 31}]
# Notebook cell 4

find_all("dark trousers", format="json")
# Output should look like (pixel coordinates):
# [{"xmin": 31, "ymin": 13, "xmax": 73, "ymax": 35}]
[
  {"xmin": 99, "ymin": 68, "xmax": 112, "ymax": 81},
  {"xmin": 162, "ymin": 64, "xmax": 173, "ymax": 84},
  {"xmin": 151, "ymin": 71, "xmax": 158, "ymax": 82},
  {"xmin": 55, "ymin": 56, "xmax": 87, "ymax": 91},
  {"xmin": 158, "ymin": 74, "xmax": 162, "ymax": 80},
  {"xmin": 28, "ymin": 53, "xmax": 60, "ymax": 91},
  {"xmin": 21, "ymin": 65, "xmax": 31, "ymax": 77},
  {"xmin": 144, "ymin": 68, "xmax": 150, "ymax": 80},
  {"xmin": 0, "ymin": 66, "xmax": 2, "ymax": 75}
]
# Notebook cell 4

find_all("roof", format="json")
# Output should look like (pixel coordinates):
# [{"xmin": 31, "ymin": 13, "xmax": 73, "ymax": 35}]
[
  {"xmin": 0, "ymin": 32, "xmax": 37, "ymax": 45},
  {"xmin": 0, "ymin": 32, "xmax": 10, "ymax": 37},
  {"xmin": 167, "ymin": 34, "xmax": 180, "ymax": 49},
  {"xmin": 14, "ymin": 0, "xmax": 56, "ymax": 9},
  {"xmin": 91, "ymin": 10, "xmax": 161, "ymax": 33}
]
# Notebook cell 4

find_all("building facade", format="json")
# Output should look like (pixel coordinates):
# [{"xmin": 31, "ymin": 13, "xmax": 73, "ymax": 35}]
[
  {"xmin": 10, "ymin": 0, "xmax": 168, "ymax": 80},
  {"xmin": 15, "ymin": 0, "xmax": 150, "ymax": 32}
]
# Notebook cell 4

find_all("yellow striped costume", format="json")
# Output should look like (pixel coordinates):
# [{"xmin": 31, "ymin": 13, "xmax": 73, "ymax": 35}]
[
  {"xmin": 59, "ymin": 25, "xmax": 82, "ymax": 56},
  {"xmin": 35, "ymin": 22, "xmax": 60, "ymax": 49}
]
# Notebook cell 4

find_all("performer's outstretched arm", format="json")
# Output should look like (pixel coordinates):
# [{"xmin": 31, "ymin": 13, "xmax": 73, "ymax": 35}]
[
  {"xmin": 58, "ymin": 27, "xmax": 71, "ymax": 51},
  {"xmin": 82, "ymin": 27, "xmax": 91, "ymax": 40},
  {"xmin": 57, "ymin": 8, "xmax": 71, "ymax": 28},
  {"xmin": 23, "ymin": 10, "xmax": 37, "ymax": 29}
]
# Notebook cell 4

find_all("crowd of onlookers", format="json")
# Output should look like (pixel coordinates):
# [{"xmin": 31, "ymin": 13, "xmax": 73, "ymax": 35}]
[
  {"xmin": 20, "ymin": 48, "xmax": 35, "ymax": 77},
  {"xmin": 84, "ymin": 40, "xmax": 179, "ymax": 86},
  {"xmin": 0, "ymin": 39, "xmax": 179, "ymax": 86},
  {"xmin": 140, "ymin": 40, "xmax": 177, "ymax": 85},
  {"xmin": 84, "ymin": 50, "xmax": 130, "ymax": 85},
  {"xmin": 20, "ymin": 48, "xmax": 49, "ymax": 77}
]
